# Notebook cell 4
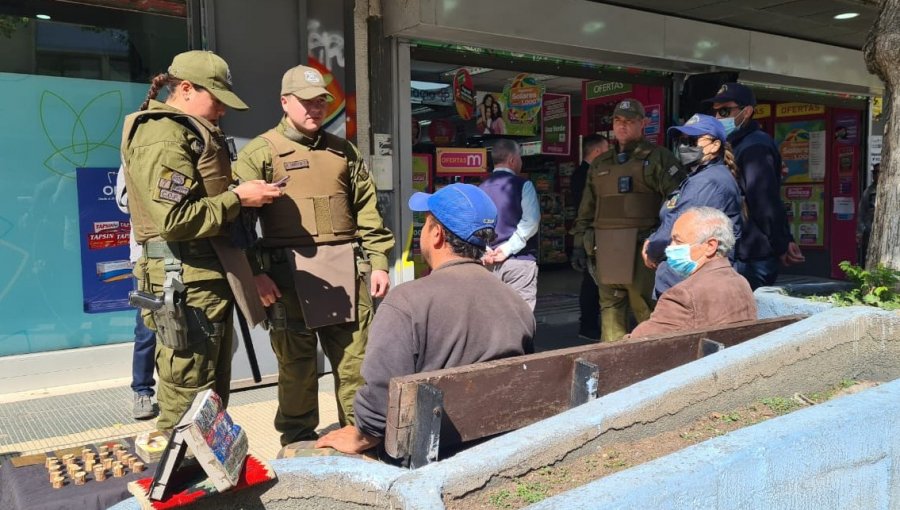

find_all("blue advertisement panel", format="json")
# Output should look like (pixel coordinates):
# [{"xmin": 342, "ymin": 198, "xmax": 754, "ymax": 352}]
[
  {"xmin": 0, "ymin": 72, "xmax": 147, "ymax": 356},
  {"xmin": 75, "ymin": 167, "xmax": 132, "ymax": 313}
]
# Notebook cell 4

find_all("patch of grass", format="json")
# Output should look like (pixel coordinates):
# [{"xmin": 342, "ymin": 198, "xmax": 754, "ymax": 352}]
[
  {"xmin": 719, "ymin": 412, "xmax": 742, "ymax": 423},
  {"xmin": 601, "ymin": 449, "xmax": 628, "ymax": 469},
  {"xmin": 515, "ymin": 482, "xmax": 549, "ymax": 504},
  {"xmin": 488, "ymin": 489, "xmax": 512, "ymax": 508},
  {"xmin": 760, "ymin": 396, "xmax": 801, "ymax": 415},
  {"xmin": 839, "ymin": 378, "xmax": 858, "ymax": 389}
]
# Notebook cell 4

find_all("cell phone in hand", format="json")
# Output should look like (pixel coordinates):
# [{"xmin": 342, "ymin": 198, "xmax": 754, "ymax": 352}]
[{"xmin": 273, "ymin": 175, "xmax": 290, "ymax": 187}]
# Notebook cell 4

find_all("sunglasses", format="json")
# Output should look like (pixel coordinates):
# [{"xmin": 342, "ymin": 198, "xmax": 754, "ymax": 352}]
[{"xmin": 714, "ymin": 105, "xmax": 743, "ymax": 117}]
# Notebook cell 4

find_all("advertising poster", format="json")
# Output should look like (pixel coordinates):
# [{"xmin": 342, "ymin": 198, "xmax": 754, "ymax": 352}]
[
  {"xmin": 782, "ymin": 184, "xmax": 825, "ymax": 247},
  {"xmin": 833, "ymin": 111, "xmax": 859, "ymax": 145},
  {"xmin": 453, "ymin": 69, "xmax": 475, "ymax": 120},
  {"xmin": 502, "ymin": 74, "xmax": 545, "ymax": 136},
  {"xmin": 475, "ymin": 90, "xmax": 504, "ymax": 135},
  {"xmin": 541, "ymin": 93, "xmax": 571, "ymax": 156},
  {"xmin": 776, "ymin": 120, "xmax": 827, "ymax": 183},
  {"xmin": 410, "ymin": 154, "xmax": 432, "ymax": 278},
  {"xmin": 643, "ymin": 104, "xmax": 662, "ymax": 145},
  {"xmin": 75, "ymin": 167, "xmax": 132, "ymax": 313}
]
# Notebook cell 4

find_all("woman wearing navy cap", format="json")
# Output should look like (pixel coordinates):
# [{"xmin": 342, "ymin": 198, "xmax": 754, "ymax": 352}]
[{"xmin": 641, "ymin": 113, "xmax": 745, "ymax": 297}]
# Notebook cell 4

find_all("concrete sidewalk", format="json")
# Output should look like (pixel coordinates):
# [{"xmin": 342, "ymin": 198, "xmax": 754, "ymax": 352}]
[
  {"xmin": 0, "ymin": 280, "xmax": 586, "ymax": 465},
  {"xmin": 0, "ymin": 375, "xmax": 340, "ymax": 464}
]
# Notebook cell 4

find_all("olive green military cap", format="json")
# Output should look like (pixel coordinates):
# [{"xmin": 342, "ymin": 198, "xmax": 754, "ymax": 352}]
[
  {"xmin": 168, "ymin": 50, "xmax": 249, "ymax": 111},
  {"xmin": 613, "ymin": 99, "xmax": 645, "ymax": 119},
  {"xmin": 281, "ymin": 65, "xmax": 334, "ymax": 101}
]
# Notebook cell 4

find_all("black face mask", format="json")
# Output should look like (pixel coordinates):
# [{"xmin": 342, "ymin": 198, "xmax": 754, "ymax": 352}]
[{"xmin": 676, "ymin": 144, "xmax": 704, "ymax": 168}]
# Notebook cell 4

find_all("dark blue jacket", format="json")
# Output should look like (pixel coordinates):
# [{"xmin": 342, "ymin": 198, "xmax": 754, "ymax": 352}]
[
  {"xmin": 646, "ymin": 158, "xmax": 744, "ymax": 296},
  {"xmin": 729, "ymin": 120, "xmax": 791, "ymax": 261}
]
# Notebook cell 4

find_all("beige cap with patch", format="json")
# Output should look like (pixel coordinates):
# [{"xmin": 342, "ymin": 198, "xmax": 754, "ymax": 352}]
[
  {"xmin": 281, "ymin": 65, "xmax": 334, "ymax": 101},
  {"xmin": 168, "ymin": 50, "xmax": 248, "ymax": 111}
]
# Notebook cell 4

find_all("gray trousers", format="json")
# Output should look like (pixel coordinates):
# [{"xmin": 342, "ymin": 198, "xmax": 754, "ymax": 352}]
[{"xmin": 491, "ymin": 258, "xmax": 538, "ymax": 311}]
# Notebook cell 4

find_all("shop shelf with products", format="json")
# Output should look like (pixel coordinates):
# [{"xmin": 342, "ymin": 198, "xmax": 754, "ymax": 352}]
[{"xmin": 525, "ymin": 154, "xmax": 568, "ymax": 265}]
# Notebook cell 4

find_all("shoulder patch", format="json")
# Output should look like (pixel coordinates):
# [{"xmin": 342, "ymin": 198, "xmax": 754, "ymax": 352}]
[
  {"xmin": 668, "ymin": 165, "xmax": 680, "ymax": 176},
  {"xmin": 158, "ymin": 188, "xmax": 186, "ymax": 204},
  {"xmin": 190, "ymin": 139, "xmax": 204, "ymax": 155}
]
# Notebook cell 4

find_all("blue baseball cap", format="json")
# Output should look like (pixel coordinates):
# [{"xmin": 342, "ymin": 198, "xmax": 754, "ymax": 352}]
[
  {"xmin": 408, "ymin": 183, "xmax": 497, "ymax": 247},
  {"xmin": 703, "ymin": 82, "xmax": 757, "ymax": 107},
  {"xmin": 668, "ymin": 113, "xmax": 726, "ymax": 142}
]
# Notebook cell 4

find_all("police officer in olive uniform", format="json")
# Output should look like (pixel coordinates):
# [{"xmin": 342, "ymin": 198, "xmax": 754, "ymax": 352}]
[
  {"xmin": 571, "ymin": 99, "xmax": 685, "ymax": 341},
  {"xmin": 122, "ymin": 51, "xmax": 283, "ymax": 432},
  {"xmin": 233, "ymin": 65, "xmax": 394, "ymax": 447}
]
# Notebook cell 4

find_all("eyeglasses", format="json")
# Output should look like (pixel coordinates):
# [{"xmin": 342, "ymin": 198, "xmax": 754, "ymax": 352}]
[{"xmin": 714, "ymin": 106, "xmax": 742, "ymax": 118}]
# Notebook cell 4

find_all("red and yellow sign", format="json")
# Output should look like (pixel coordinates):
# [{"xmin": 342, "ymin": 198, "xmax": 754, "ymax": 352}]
[
  {"xmin": 453, "ymin": 69, "xmax": 475, "ymax": 120},
  {"xmin": 753, "ymin": 104, "xmax": 772, "ymax": 119},
  {"xmin": 776, "ymin": 102, "xmax": 825, "ymax": 118},
  {"xmin": 435, "ymin": 148, "xmax": 488, "ymax": 175}
]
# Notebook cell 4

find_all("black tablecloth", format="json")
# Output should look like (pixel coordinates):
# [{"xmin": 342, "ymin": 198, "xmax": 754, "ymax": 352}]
[{"xmin": 0, "ymin": 454, "xmax": 157, "ymax": 510}]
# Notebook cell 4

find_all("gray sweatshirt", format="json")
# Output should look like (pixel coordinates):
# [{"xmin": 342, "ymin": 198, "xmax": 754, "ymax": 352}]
[{"xmin": 354, "ymin": 258, "xmax": 535, "ymax": 438}]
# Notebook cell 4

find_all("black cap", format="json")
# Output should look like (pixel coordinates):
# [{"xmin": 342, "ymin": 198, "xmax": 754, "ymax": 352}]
[{"xmin": 703, "ymin": 82, "xmax": 756, "ymax": 107}]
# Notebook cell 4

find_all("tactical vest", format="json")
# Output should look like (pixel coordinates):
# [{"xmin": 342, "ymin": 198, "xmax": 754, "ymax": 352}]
[
  {"xmin": 257, "ymin": 129, "xmax": 357, "ymax": 247},
  {"xmin": 121, "ymin": 107, "xmax": 267, "ymax": 328},
  {"xmin": 591, "ymin": 141, "xmax": 661, "ymax": 231},
  {"xmin": 121, "ymin": 109, "xmax": 231, "ymax": 243}
]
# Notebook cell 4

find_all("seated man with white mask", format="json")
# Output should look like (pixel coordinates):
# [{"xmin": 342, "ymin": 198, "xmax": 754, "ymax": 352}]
[{"xmin": 629, "ymin": 206, "xmax": 757, "ymax": 338}]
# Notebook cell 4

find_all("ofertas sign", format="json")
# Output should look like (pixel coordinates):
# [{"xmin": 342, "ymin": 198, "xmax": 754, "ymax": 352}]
[
  {"xmin": 585, "ymin": 81, "xmax": 632, "ymax": 101},
  {"xmin": 435, "ymin": 148, "xmax": 488, "ymax": 174}
]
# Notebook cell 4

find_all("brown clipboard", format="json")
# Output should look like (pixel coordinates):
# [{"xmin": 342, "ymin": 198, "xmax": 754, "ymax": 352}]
[
  {"xmin": 290, "ymin": 243, "xmax": 357, "ymax": 329},
  {"xmin": 594, "ymin": 228, "xmax": 638, "ymax": 285}
]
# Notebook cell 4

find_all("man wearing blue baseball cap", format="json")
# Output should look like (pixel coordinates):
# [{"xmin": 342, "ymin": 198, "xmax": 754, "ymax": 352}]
[
  {"xmin": 706, "ymin": 83, "xmax": 804, "ymax": 289},
  {"xmin": 317, "ymin": 184, "xmax": 535, "ymax": 456},
  {"xmin": 641, "ymin": 114, "xmax": 745, "ymax": 297}
]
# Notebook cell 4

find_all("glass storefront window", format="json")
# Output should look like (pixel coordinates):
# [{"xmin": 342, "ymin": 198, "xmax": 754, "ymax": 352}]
[{"xmin": 0, "ymin": 1, "xmax": 188, "ymax": 356}]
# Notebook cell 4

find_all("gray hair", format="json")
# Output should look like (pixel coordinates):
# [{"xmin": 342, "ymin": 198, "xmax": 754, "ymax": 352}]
[
  {"xmin": 686, "ymin": 206, "xmax": 735, "ymax": 256},
  {"xmin": 491, "ymin": 138, "xmax": 520, "ymax": 165}
]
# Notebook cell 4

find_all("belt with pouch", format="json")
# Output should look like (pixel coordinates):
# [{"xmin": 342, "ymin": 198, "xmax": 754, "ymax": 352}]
[{"xmin": 144, "ymin": 239, "xmax": 216, "ymax": 259}]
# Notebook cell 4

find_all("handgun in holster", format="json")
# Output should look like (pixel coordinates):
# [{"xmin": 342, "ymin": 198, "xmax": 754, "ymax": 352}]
[
  {"xmin": 152, "ymin": 272, "xmax": 191, "ymax": 351},
  {"xmin": 354, "ymin": 240, "xmax": 372, "ymax": 285}
]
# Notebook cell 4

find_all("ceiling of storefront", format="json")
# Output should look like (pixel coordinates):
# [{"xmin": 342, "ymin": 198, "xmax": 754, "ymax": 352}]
[{"xmin": 593, "ymin": 0, "xmax": 876, "ymax": 50}]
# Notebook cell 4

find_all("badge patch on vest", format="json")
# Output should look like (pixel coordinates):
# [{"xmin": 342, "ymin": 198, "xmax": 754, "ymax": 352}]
[
  {"xmin": 190, "ymin": 139, "xmax": 204, "ymax": 155},
  {"xmin": 284, "ymin": 160, "xmax": 310, "ymax": 171},
  {"xmin": 668, "ymin": 165, "xmax": 680, "ymax": 176},
  {"xmin": 666, "ymin": 192, "xmax": 680, "ymax": 209},
  {"xmin": 155, "ymin": 170, "xmax": 191, "ymax": 204}
]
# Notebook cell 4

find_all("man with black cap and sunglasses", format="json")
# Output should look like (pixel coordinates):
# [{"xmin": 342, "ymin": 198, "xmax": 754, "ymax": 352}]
[
  {"xmin": 571, "ymin": 99, "xmax": 686, "ymax": 341},
  {"xmin": 315, "ymin": 183, "xmax": 535, "ymax": 455},
  {"xmin": 708, "ymin": 83, "xmax": 804, "ymax": 289}
]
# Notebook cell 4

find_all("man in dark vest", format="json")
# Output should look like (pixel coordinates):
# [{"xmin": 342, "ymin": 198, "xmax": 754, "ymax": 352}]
[
  {"xmin": 570, "ymin": 99, "xmax": 685, "ymax": 341},
  {"xmin": 234, "ymin": 64, "xmax": 394, "ymax": 447},
  {"xmin": 480, "ymin": 139, "xmax": 541, "ymax": 310}
]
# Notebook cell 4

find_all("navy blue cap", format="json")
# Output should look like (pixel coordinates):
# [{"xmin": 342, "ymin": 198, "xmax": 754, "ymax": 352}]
[
  {"xmin": 703, "ymin": 82, "xmax": 756, "ymax": 106},
  {"xmin": 408, "ymin": 183, "xmax": 497, "ymax": 247},
  {"xmin": 668, "ymin": 113, "xmax": 726, "ymax": 142}
]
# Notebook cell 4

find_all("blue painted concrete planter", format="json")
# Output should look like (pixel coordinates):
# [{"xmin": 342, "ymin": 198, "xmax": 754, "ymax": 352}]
[{"xmin": 112, "ymin": 301, "xmax": 900, "ymax": 510}]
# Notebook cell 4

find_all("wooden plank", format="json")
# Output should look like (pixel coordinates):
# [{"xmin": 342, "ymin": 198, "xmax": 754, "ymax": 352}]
[{"xmin": 384, "ymin": 315, "xmax": 805, "ymax": 458}]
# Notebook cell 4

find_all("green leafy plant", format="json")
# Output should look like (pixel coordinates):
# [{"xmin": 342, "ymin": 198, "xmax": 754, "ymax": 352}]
[
  {"xmin": 488, "ymin": 489, "xmax": 512, "ymax": 508},
  {"xmin": 515, "ymin": 482, "xmax": 549, "ymax": 504},
  {"xmin": 815, "ymin": 261, "xmax": 900, "ymax": 310},
  {"xmin": 760, "ymin": 396, "xmax": 801, "ymax": 415}
]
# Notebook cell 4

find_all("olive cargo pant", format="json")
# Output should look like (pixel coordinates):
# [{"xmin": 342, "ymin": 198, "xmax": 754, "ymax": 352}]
[
  {"xmin": 266, "ymin": 256, "xmax": 371, "ymax": 446},
  {"xmin": 597, "ymin": 248, "xmax": 655, "ymax": 342},
  {"xmin": 141, "ymin": 278, "xmax": 234, "ymax": 432}
]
